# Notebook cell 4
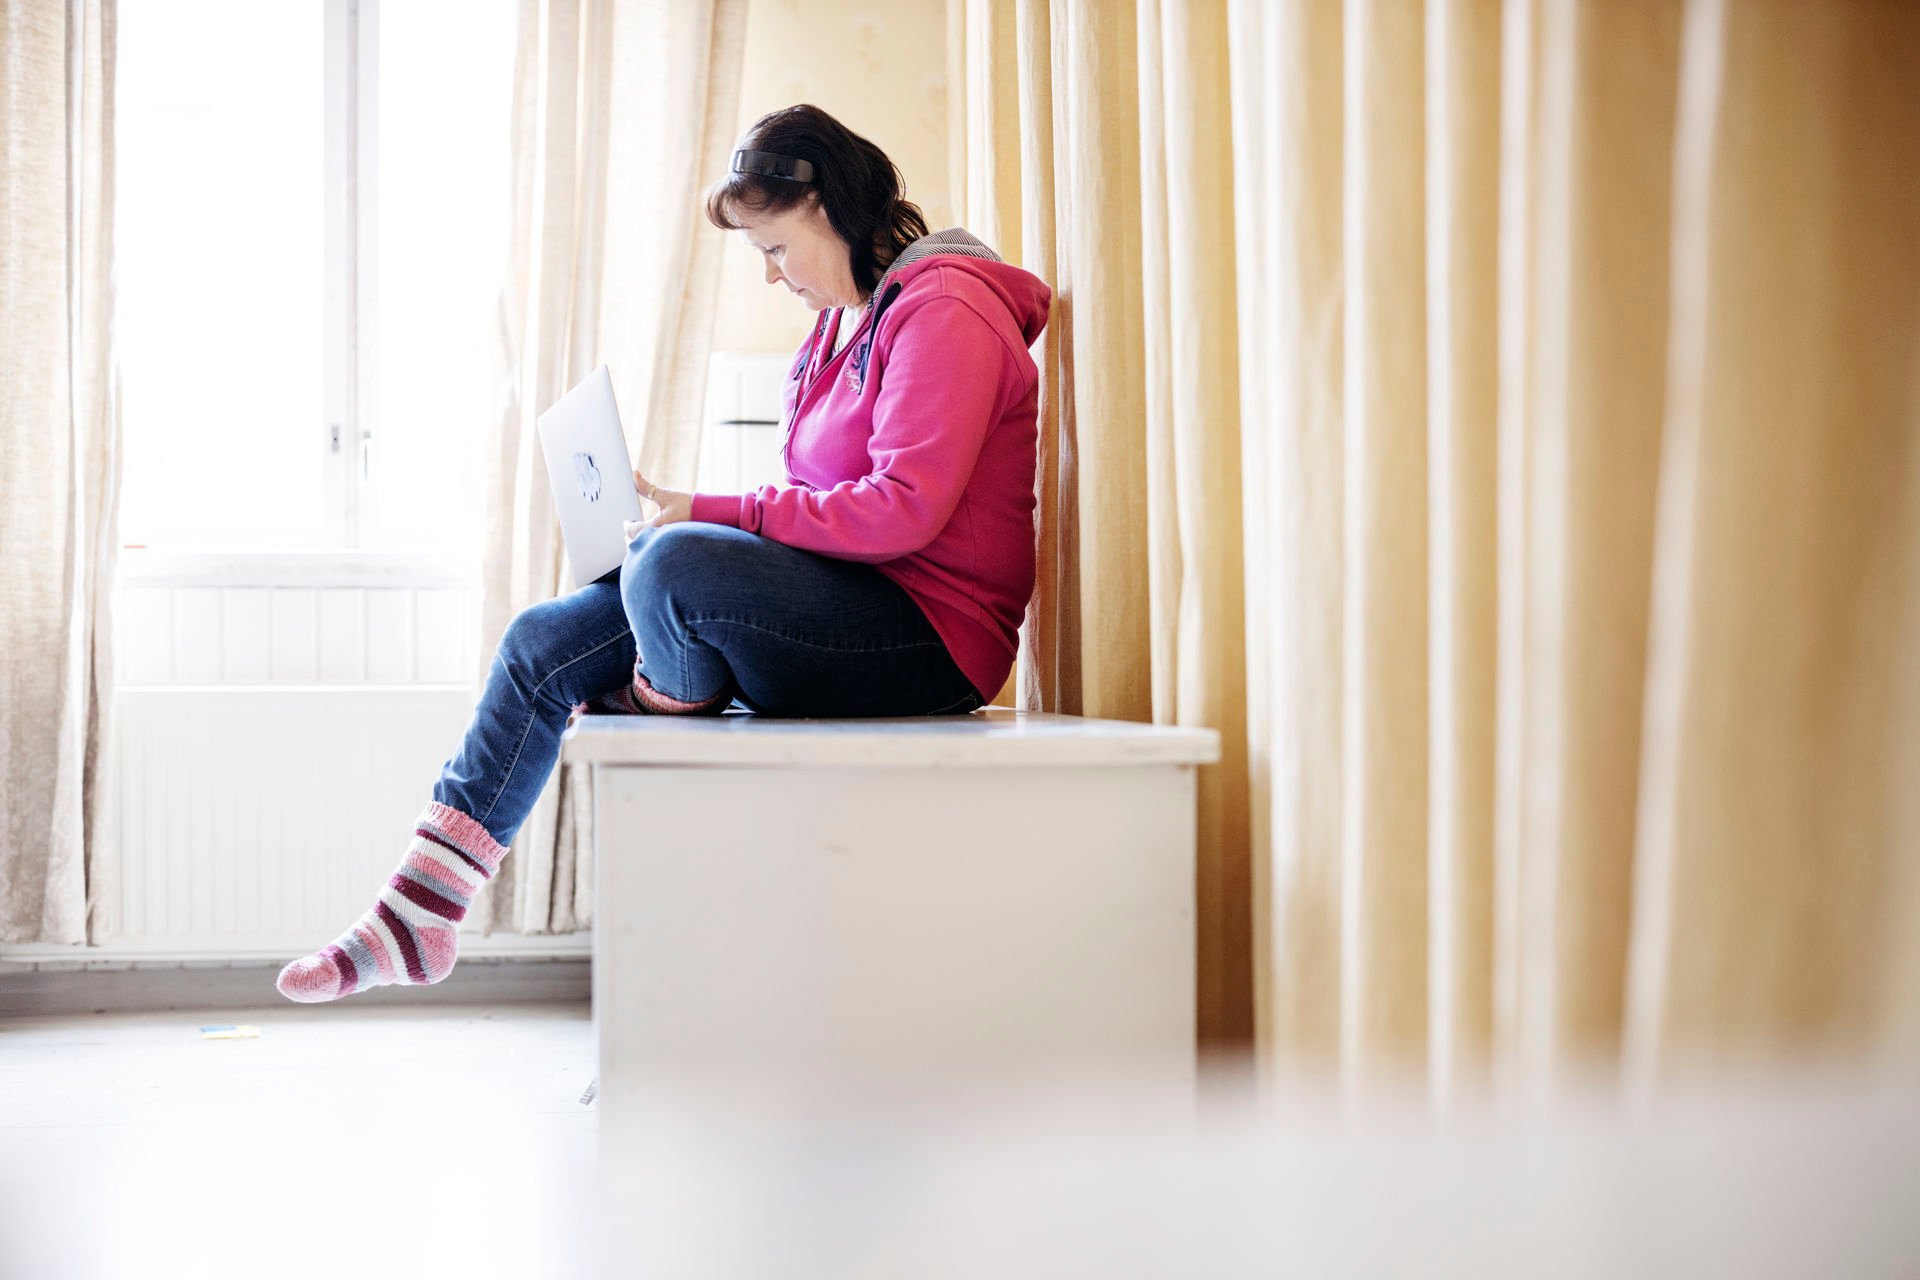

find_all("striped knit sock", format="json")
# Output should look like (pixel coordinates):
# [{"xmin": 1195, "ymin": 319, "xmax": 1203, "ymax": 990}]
[
  {"xmin": 630, "ymin": 668, "xmax": 733, "ymax": 715},
  {"xmin": 573, "ymin": 660, "xmax": 732, "ymax": 717},
  {"xmin": 275, "ymin": 801, "xmax": 507, "ymax": 1003}
]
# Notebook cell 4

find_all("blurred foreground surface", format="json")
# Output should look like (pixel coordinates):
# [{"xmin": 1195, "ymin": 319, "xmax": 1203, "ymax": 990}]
[
  {"xmin": 585, "ymin": 1062, "xmax": 1920, "ymax": 1279},
  {"xmin": 2, "ymin": 1006, "xmax": 1915, "ymax": 1279}
]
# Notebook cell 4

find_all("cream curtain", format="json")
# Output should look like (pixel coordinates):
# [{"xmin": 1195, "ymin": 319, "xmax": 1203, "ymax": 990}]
[
  {"xmin": 958, "ymin": 0, "xmax": 1920, "ymax": 1090},
  {"xmin": 0, "ymin": 0, "xmax": 122, "ymax": 946},
  {"xmin": 466, "ymin": 0, "xmax": 746, "ymax": 936}
]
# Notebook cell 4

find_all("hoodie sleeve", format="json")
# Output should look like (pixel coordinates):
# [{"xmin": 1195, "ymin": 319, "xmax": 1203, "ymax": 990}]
[{"xmin": 686, "ymin": 293, "xmax": 1011, "ymax": 564}]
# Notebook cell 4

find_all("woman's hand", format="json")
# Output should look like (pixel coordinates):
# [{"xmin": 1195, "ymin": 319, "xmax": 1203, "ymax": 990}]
[{"xmin": 626, "ymin": 469, "xmax": 692, "ymax": 540}]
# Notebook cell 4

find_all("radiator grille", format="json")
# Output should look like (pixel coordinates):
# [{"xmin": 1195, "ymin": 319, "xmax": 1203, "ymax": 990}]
[{"xmin": 110, "ymin": 686, "xmax": 481, "ymax": 952}]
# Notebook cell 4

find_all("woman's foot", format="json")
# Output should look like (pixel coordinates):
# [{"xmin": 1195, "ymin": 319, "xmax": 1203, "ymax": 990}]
[
  {"xmin": 570, "ymin": 661, "xmax": 732, "ymax": 719},
  {"xmin": 275, "ymin": 801, "xmax": 508, "ymax": 1003}
]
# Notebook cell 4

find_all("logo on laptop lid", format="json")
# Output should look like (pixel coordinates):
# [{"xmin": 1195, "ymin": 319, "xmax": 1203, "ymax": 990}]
[{"xmin": 572, "ymin": 452, "xmax": 602, "ymax": 502}]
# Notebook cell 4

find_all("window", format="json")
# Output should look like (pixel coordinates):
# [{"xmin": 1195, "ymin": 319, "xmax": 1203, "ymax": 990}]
[{"xmin": 115, "ymin": 0, "xmax": 517, "ymax": 557}]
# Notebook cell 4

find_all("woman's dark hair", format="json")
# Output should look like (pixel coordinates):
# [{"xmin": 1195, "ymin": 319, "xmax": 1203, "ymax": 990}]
[{"xmin": 704, "ymin": 104, "xmax": 930, "ymax": 298}]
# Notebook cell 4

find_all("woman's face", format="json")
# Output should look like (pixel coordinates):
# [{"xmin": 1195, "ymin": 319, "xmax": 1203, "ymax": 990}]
[{"xmin": 735, "ymin": 195, "xmax": 861, "ymax": 310}]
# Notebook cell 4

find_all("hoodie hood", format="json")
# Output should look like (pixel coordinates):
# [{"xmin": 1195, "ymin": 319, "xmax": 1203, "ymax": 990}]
[
  {"xmin": 875, "ymin": 225, "xmax": 1006, "ymax": 289},
  {"xmin": 867, "ymin": 227, "xmax": 1051, "ymax": 348}
]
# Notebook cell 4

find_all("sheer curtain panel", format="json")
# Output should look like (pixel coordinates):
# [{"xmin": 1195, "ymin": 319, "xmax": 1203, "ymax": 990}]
[{"xmin": 1, "ymin": 0, "xmax": 123, "ymax": 946}]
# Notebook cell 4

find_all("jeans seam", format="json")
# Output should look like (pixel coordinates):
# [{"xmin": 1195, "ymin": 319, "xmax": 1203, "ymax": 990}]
[
  {"xmin": 477, "ymin": 666, "xmax": 536, "ymax": 828},
  {"xmin": 683, "ymin": 613, "xmax": 950, "ymax": 656},
  {"xmin": 682, "ymin": 622, "xmax": 694, "ymax": 704},
  {"xmin": 480, "ymin": 625, "xmax": 633, "ymax": 826},
  {"xmin": 925, "ymin": 691, "xmax": 980, "ymax": 716},
  {"xmin": 650, "ymin": 619, "xmax": 731, "ymax": 705},
  {"xmin": 529, "ymin": 626, "xmax": 633, "ymax": 700}
]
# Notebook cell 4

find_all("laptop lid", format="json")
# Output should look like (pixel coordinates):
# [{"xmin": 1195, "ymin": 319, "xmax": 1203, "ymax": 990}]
[{"xmin": 536, "ymin": 364, "xmax": 644, "ymax": 586}]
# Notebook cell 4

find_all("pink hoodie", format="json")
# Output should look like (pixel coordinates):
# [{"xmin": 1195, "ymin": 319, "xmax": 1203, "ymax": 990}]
[{"xmin": 688, "ymin": 233, "xmax": 1052, "ymax": 703}]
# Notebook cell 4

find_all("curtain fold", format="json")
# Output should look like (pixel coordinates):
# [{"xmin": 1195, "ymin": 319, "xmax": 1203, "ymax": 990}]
[
  {"xmin": 961, "ymin": 0, "xmax": 1920, "ymax": 1089},
  {"xmin": 1138, "ymin": 0, "xmax": 1254, "ymax": 1052},
  {"xmin": 1012, "ymin": 0, "xmax": 1077, "ymax": 718},
  {"xmin": 1339, "ymin": 0, "xmax": 1432, "ymax": 1081},
  {"xmin": 1621, "ymin": 0, "xmax": 1920, "ymax": 1082},
  {"xmin": 1, "ymin": 0, "xmax": 122, "ymax": 946},
  {"xmin": 1424, "ymin": 0, "xmax": 1503, "ymax": 1096},
  {"xmin": 467, "ymin": 0, "xmax": 746, "ymax": 936}
]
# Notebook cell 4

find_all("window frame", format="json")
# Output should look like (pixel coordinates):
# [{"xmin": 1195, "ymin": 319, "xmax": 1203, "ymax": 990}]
[{"xmin": 321, "ymin": 0, "xmax": 380, "ymax": 549}]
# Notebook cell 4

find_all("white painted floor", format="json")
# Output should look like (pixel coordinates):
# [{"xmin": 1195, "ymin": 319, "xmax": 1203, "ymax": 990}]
[{"xmin": 0, "ymin": 1001, "xmax": 597, "ymax": 1279}]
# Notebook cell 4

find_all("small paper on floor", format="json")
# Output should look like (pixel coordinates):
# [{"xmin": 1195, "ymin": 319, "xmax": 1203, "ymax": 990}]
[{"xmin": 198, "ymin": 1025, "xmax": 261, "ymax": 1039}]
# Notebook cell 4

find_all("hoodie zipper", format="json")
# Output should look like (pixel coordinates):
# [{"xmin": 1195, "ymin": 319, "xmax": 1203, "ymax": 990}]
[
  {"xmin": 782, "ymin": 311, "xmax": 830, "ymax": 473},
  {"xmin": 784, "ymin": 305, "xmax": 869, "ymax": 476}
]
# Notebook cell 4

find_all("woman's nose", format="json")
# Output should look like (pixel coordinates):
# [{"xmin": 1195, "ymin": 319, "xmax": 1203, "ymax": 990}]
[{"xmin": 763, "ymin": 258, "xmax": 782, "ymax": 286}]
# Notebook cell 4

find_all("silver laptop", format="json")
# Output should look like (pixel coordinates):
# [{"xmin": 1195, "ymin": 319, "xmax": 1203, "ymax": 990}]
[{"xmin": 537, "ymin": 364, "xmax": 645, "ymax": 586}]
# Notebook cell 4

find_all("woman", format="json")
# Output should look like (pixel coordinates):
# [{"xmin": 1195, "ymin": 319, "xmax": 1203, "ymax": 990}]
[{"xmin": 275, "ymin": 104, "xmax": 1053, "ymax": 1003}]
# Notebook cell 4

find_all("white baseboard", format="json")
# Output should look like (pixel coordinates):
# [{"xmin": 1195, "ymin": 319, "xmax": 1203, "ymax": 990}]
[
  {"xmin": 0, "ymin": 954, "xmax": 591, "ymax": 1016},
  {"xmin": 0, "ymin": 930, "xmax": 592, "ymax": 969}
]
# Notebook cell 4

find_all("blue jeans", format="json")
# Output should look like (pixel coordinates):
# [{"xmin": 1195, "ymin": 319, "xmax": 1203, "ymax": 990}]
[{"xmin": 431, "ymin": 522, "xmax": 987, "ymax": 846}]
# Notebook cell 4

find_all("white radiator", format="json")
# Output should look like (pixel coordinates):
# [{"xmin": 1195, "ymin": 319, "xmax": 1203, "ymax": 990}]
[{"xmin": 108, "ymin": 685, "xmax": 494, "ymax": 956}]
